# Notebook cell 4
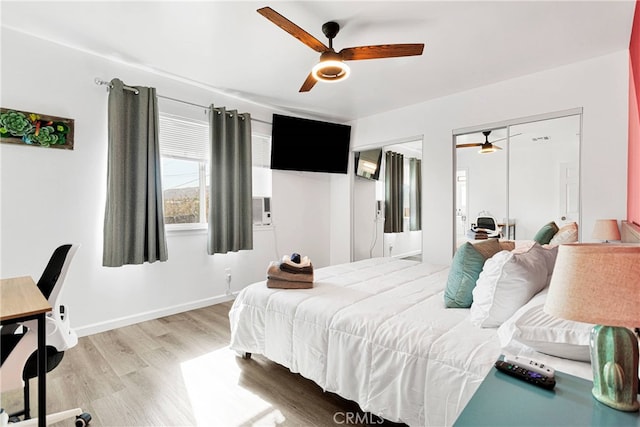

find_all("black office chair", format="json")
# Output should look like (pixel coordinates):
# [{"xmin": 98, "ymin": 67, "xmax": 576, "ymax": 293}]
[
  {"xmin": 0, "ymin": 244, "xmax": 91, "ymax": 426},
  {"xmin": 466, "ymin": 212, "xmax": 502, "ymax": 240}
]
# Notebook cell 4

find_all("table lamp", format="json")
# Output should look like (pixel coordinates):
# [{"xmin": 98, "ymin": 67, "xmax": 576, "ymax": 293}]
[
  {"xmin": 592, "ymin": 219, "xmax": 621, "ymax": 242},
  {"xmin": 544, "ymin": 244, "xmax": 639, "ymax": 412}
]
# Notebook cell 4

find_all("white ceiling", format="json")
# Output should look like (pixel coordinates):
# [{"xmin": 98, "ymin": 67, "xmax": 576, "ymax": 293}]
[{"xmin": 1, "ymin": 1, "xmax": 635, "ymax": 122}]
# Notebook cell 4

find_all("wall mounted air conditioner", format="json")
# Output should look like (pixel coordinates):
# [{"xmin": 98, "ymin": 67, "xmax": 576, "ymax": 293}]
[{"xmin": 252, "ymin": 197, "xmax": 272, "ymax": 226}]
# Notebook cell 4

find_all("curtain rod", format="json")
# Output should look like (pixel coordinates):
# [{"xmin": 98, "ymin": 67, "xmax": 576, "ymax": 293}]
[
  {"xmin": 94, "ymin": 78, "xmax": 271, "ymax": 125},
  {"xmin": 95, "ymin": 77, "xmax": 139, "ymax": 94}
]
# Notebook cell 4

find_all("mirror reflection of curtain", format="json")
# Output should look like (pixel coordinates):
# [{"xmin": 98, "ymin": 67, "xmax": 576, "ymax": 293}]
[
  {"xmin": 409, "ymin": 158, "xmax": 422, "ymax": 231},
  {"xmin": 384, "ymin": 151, "xmax": 404, "ymax": 233}
]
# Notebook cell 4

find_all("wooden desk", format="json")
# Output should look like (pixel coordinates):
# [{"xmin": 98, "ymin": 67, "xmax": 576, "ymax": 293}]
[
  {"xmin": 1, "ymin": 276, "xmax": 51, "ymax": 427},
  {"xmin": 498, "ymin": 222, "xmax": 516, "ymax": 239}
]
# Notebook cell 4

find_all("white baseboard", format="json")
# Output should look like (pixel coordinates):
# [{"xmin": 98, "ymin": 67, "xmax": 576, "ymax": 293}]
[{"xmin": 74, "ymin": 294, "xmax": 235, "ymax": 337}]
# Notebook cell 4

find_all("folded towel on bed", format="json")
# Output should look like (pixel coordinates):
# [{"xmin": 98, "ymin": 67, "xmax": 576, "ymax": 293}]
[
  {"xmin": 279, "ymin": 262, "xmax": 314, "ymax": 275},
  {"xmin": 267, "ymin": 261, "xmax": 314, "ymax": 283},
  {"xmin": 266, "ymin": 277, "xmax": 313, "ymax": 289},
  {"xmin": 280, "ymin": 256, "xmax": 314, "ymax": 275},
  {"xmin": 282, "ymin": 255, "xmax": 311, "ymax": 268}
]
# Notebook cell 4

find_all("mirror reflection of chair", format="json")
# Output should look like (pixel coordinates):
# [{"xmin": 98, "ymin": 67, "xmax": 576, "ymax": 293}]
[
  {"xmin": 466, "ymin": 211, "xmax": 502, "ymax": 240},
  {"xmin": 0, "ymin": 244, "xmax": 92, "ymax": 426}
]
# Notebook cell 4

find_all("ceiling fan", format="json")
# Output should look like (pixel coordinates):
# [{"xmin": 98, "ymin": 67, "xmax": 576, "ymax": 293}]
[
  {"xmin": 456, "ymin": 131, "xmax": 522, "ymax": 153},
  {"xmin": 257, "ymin": 6, "xmax": 425, "ymax": 92}
]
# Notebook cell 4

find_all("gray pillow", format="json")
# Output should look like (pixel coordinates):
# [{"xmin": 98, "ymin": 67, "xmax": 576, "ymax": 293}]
[{"xmin": 533, "ymin": 221, "xmax": 559, "ymax": 245}]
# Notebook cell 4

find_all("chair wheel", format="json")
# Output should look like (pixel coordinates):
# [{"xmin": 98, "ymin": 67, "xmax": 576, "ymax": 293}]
[{"xmin": 75, "ymin": 412, "xmax": 92, "ymax": 426}]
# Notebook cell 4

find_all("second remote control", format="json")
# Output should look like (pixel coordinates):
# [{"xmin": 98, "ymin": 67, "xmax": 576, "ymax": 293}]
[
  {"xmin": 494, "ymin": 360, "xmax": 556, "ymax": 390},
  {"xmin": 503, "ymin": 355, "xmax": 555, "ymax": 377}
]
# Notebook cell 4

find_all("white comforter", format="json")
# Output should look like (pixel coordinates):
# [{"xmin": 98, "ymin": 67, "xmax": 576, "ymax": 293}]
[{"xmin": 229, "ymin": 258, "xmax": 502, "ymax": 426}]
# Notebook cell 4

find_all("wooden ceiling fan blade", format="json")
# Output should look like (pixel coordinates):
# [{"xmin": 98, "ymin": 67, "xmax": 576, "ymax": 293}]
[
  {"xmin": 339, "ymin": 44, "xmax": 424, "ymax": 61},
  {"xmin": 490, "ymin": 132, "xmax": 523, "ymax": 144},
  {"xmin": 299, "ymin": 73, "xmax": 317, "ymax": 92},
  {"xmin": 257, "ymin": 7, "xmax": 328, "ymax": 53},
  {"xmin": 460, "ymin": 132, "xmax": 524, "ymax": 147}
]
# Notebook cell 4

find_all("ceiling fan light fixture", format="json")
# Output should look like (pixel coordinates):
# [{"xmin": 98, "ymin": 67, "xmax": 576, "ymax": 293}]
[
  {"xmin": 479, "ymin": 142, "xmax": 497, "ymax": 154},
  {"xmin": 478, "ymin": 130, "xmax": 497, "ymax": 153},
  {"xmin": 312, "ymin": 50, "xmax": 350, "ymax": 82},
  {"xmin": 312, "ymin": 59, "xmax": 350, "ymax": 82}
]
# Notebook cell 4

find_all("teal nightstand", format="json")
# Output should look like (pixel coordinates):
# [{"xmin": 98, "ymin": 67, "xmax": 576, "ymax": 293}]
[{"xmin": 454, "ymin": 357, "xmax": 640, "ymax": 426}]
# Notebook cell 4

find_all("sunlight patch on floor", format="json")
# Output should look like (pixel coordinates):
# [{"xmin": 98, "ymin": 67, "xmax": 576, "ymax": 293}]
[{"xmin": 180, "ymin": 346, "xmax": 285, "ymax": 426}]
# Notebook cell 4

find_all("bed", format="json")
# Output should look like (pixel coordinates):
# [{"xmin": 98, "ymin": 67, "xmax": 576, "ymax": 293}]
[{"xmin": 229, "ymin": 222, "xmax": 639, "ymax": 426}]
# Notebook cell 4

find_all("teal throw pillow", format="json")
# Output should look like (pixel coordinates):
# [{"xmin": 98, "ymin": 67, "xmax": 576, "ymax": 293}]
[
  {"xmin": 533, "ymin": 221, "xmax": 559, "ymax": 245},
  {"xmin": 445, "ymin": 242, "xmax": 486, "ymax": 308}
]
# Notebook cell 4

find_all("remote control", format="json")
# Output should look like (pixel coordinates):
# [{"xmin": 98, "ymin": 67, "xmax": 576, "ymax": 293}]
[
  {"xmin": 503, "ymin": 355, "xmax": 555, "ymax": 378},
  {"xmin": 494, "ymin": 360, "xmax": 556, "ymax": 390}
]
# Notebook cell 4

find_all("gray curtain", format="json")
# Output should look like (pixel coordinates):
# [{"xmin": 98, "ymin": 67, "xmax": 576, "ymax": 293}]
[
  {"xmin": 208, "ymin": 106, "xmax": 253, "ymax": 254},
  {"xmin": 103, "ymin": 78, "xmax": 168, "ymax": 267},
  {"xmin": 409, "ymin": 157, "xmax": 422, "ymax": 231},
  {"xmin": 384, "ymin": 151, "xmax": 404, "ymax": 233}
]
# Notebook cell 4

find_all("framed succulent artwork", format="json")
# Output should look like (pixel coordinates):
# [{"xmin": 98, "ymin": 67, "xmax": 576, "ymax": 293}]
[{"xmin": 0, "ymin": 108, "xmax": 74, "ymax": 150}]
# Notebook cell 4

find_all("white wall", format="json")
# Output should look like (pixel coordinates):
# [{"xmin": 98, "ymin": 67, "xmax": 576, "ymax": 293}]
[
  {"xmin": 353, "ymin": 177, "xmax": 379, "ymax": 260},
  {"xmin": 329, "ymin": 162, "xmax": 352, "ymax": 265},
  {"xmin": 0, "ymin": 29, "xmax": 336, "ymax": 335},
  {"xmin": 271, "ymin": 170, "xmax": 331, "ymax": 267},
  {"xmin": 350, "ymin": 51, "xmax": 629, "ymax": 264},
  {"xmin": 457, "ymin": 147, "xmax": 508, "ymax": 227},
  {"xmin": 384, "ymin": 231, "xmax": 422, "ymax": 258}
]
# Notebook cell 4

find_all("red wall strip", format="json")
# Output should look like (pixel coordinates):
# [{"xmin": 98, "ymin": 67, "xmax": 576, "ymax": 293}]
[{"xmin": 629, "ymin": 0, "xmax": 640, "ymax": 224}]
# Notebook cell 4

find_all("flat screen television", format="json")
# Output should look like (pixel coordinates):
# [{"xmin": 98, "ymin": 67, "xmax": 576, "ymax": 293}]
[
  {"xmin": 270, "ymin": 114, "xmax": 351, "ymax": 174},
  {"xmin": 354, "ymin": 148, "xmax": 383, "ymax": 180}
]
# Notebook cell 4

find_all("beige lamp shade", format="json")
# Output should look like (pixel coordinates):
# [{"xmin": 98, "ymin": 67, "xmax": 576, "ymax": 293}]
[
  {"xmin": 544, "ymin": 244, "xmax": 640, "ymax": 327},
  {"xmin": 592, "ymin": 219, "xmax": 621, "ymax": 241}
]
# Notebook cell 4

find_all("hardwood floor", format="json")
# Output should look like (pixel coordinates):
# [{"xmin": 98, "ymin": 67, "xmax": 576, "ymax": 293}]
[{"xmin": 1, "ymin": 301, "xmax": 407, "ymax": 426}]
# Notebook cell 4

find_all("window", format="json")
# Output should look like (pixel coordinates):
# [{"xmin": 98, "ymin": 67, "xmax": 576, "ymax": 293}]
[
  {"xmin": 159, "ymin": 113, "xmax": 209, "ymax": 226},
  {"xmin": 158, "ymin": 112, "xmax": 271, "ymax": 228},
  {"xmin": 252, "ymin": 133, "xmax": 272, "ymax": 198}
]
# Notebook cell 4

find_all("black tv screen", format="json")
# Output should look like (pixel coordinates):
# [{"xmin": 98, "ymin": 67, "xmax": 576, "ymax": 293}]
[
  {"xmin": 270, "ymin": 114, "xmax": 351, "ymax": 174},
  {"xmin": 354, "ymin": 148, "xmax": 382, "ymax": 180}
]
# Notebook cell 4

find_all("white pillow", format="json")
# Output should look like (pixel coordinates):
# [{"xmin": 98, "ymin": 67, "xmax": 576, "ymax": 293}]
[
  {"xmin": 497, "ymin": 289, "xmax": 594, "ymax": 361},
  {"xmin": 539, "ymin": 244, "xmax": 558, "ymax": 286},
  {"xmin": 470, "ymin": 243, "xmax": 549, "ymax": 328}
]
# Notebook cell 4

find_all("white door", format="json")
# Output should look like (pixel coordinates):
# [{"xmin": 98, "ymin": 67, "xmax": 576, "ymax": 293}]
[
  {"xmin": 456, "ymin": 169, "xmax": 468, "ymax": 239},
  {"xmin": 559, "ymin": 162, "xmax": 579, "ymax": 224}
]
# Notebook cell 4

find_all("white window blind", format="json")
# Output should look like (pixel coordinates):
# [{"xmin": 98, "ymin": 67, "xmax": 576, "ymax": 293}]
[
  {"xmin": 252, "ymin": 133, "xmax": 271, "ymax": 168},
  {"xmin": 159, "ymin": 113, "xmax": 209, "ymax": 161}
]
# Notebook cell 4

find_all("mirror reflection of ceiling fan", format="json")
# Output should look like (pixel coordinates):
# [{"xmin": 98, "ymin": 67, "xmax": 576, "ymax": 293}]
[
  {"xmin": 257, "ymin": 6, "xmax": 425, "ymax": 92},
  {"xmin": 456, "ymin": 131, "xmax": 522, "ymax": 153}
]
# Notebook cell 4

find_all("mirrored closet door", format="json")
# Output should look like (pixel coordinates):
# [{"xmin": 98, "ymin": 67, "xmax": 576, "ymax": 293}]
[
  {"xmin": 455, "ymin": 127, "xmax": 508, "ymax": 247},
  {"xmin": 353, "ymin": 139, "xmax": 423, "ymax": 262},
  {"xmin": 454, "ymin": 111, "xmax": 581, "ymax": 249},
  {"xmin": 382, "ymin": 140, "xmax": 423, "ymax": 261}
]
